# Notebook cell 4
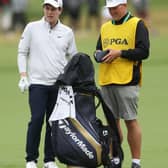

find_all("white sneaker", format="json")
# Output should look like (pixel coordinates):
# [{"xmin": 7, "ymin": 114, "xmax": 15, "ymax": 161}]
[
  {"xmin": 26, "ymin": 161, "xmax": 37, "ymax": 168},
  {"xmin": 44, "ymin": 161, "xmax": 58, "ymax": 168}
]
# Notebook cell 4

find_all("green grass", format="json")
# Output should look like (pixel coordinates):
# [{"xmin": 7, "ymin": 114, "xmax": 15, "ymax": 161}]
[
  {"xmin": 139, "ymin": 35, "xmax": 168, "ymax": 167},
  {"xmin": 0, "ymin": 2, "xmax": 168, "ymax": 167},
  {"xmin": 1, "ymin": 31, "xmax": 168, "ymax": 168}
]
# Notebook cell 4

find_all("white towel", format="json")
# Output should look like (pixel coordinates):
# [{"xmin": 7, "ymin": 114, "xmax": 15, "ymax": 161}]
[{"xmin": 49, "ymin": 86, "xmax": 76, "ymax": 125}]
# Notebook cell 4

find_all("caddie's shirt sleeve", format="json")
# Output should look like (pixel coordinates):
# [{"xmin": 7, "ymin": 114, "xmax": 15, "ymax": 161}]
[{"xmin": 121, "ymin": 20, "xmax": 150, "ymax": 61}]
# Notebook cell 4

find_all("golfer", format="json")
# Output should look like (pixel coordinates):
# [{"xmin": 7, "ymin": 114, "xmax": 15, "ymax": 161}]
[
  {"xmin": 95, "ymin": 0, "xmax": 150, "ymax": 168},
  {"xmin": 17, "ymin": 0, "xmax": 77, "ymax": 168}
]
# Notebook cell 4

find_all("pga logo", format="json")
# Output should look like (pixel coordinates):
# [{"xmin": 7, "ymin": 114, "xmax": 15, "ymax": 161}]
[{"xmin": 103, "ymin": 38, "xmax": 128, "ymax": 48}]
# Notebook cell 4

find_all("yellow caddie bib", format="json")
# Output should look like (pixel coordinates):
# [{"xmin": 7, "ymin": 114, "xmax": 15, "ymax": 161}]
[{"xmin": 99, "ymin": 17, "xmax": 140, "ymax": 86}]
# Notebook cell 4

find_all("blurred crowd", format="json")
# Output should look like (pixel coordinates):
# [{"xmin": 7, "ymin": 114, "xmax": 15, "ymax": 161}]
[
  {"xmin": 0, "ymin": 0, "xmax": 151, "ymax": 34},
  {"xmin": 0, "ymin": 0, "xmax": 28, "ymax": 33},
  {"xmin": 131, "ymin": 0, "xmax": 151, "ymax": 28},
  {"xmin": 61, "ymin": 0, "xmax": 151, "ymax": 31},
  {"xmin": 61, "ymin": 0, "xmax": 101, "ymax": 31}
]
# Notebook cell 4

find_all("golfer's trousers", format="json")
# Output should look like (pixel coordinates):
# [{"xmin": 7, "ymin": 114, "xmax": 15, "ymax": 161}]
[{"xmin": 26, "ymin": 84, "xmax": 58, "ymax": 162}]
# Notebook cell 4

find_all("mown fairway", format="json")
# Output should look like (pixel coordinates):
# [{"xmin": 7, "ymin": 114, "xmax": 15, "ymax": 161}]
[{"xmin": 0, "ymin": 1, "xmax": 168, "ymax": 168}]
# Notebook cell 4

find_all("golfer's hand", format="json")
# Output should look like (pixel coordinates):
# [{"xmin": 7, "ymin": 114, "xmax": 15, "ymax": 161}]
[{"xmin": 18, "ymin": 76, "xmax": 29, "ymax": 93}]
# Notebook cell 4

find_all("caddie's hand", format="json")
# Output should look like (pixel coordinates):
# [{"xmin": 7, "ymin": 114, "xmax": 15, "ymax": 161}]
[
  {"xmin": 102, "ymin": 49, "xmax": 121, "ymax": 63},
  {"xmin": 18, "ymin": 76, "xmax": 29, "ymax": 93},
  {"xmin": 94, "ymin": 50, "xmax": 109, "ymax": 63}
]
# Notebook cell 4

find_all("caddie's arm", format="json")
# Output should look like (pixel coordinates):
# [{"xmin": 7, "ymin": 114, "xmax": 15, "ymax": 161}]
[{"xmin": 121, "ymin": 20, "xmax": 150, "ymax": 61}]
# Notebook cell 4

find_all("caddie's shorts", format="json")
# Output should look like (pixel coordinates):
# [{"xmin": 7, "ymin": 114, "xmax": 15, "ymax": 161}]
[{"xmin": 101, "ymin": 85, "xmax": 140, "ymax": 120}]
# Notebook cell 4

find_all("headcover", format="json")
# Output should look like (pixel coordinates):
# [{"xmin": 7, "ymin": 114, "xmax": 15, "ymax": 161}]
[{"xmin": 56, "ymin": 52, "xmax": 96, "ymax": 91}]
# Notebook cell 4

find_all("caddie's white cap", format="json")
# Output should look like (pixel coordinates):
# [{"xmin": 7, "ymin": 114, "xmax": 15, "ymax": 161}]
[
  {"xmin": 43, "ymin": 0, "xmax": 63, "ymax": 8},
  {"xmin": 105, "ymin": 0, "xmax": 127, "ymax": 8}
]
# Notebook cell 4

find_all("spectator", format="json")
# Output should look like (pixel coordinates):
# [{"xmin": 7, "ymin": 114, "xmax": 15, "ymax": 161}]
[
  {"xmin": 101, "ymin": 6, "xmax": 112, "ymax": 24},
  {"xmin": 85, "ymin": 0, "xmax": 100, "ymax": 30},
  {"xmin": 131, "ymin": 0, "xmax": 150, "ymax": 27},
  {"xmin": 0, "ymin": 0, "xmax": 12, "ymax": 32},
  {"xmin": 62, "ymin": 0, "xmax": 83, "ymax": 31},
  {"xmin": 11, "ymin": 0, "xmax": 28, "ymax": 31}
]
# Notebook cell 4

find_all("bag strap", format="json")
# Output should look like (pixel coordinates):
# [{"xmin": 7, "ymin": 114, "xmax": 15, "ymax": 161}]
[
  {"xmin": 95, "ymin": 89, "xmax": 124, "ymax": 162},
  {"xmin": 96, "ymin": 119, "xmax": 112, "ymax": 167},
  {"xmin": 71, "ymin": 87, "xmax": 123, "ymax": 163},
  {"xmin": 95, "ymin": 89, "xmax": 121, "ymax": 143},
  {"xmin": 73, "ymin": 87, "xmax": 121, "ymax": 143}
]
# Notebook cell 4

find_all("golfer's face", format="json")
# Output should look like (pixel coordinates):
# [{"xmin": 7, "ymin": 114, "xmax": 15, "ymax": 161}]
[
  {"xmin": 43, "ymin": 4, "xmax": 62, "ymax": 26},
  {"xmin": 108, "ymin": 4, "xmax": 127, "ymax": 21}
]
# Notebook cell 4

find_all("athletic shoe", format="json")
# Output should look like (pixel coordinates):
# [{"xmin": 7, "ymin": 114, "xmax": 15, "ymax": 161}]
[
  {"xmin": 43, "ymin": 161, "xmax": 58, "ymax": 168},
  {"xmin": 132, "ymin": 162, "xmax": 141, "ymax": 168},
  {"xmin": 26, "ymin": 161, "xmax": 37, "ymax": 168}
]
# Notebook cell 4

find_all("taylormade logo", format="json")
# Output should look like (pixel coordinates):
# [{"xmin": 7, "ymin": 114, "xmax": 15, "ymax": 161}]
[{"xmin": 59, "ymin": 121, "xmax": 94, "ymax": 159}]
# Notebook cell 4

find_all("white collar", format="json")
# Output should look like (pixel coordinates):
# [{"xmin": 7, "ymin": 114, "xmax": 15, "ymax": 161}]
[{"xmin": 42, "ymin": 17, "xmax": 61, "ymax": 30}]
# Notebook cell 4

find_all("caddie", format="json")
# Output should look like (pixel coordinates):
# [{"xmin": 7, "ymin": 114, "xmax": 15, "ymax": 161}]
[{"xmin": 94, "ymin": 0, "xmax": 150, "ymax": 168}]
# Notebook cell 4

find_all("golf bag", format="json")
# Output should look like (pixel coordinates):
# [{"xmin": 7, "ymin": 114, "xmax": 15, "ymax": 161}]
[{"xmin": 49, "ymin": 53, "xmax": 123, "ymax": 168}]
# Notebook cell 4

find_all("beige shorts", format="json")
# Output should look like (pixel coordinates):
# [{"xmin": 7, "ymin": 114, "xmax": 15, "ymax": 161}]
[{"xmin": 101, "ymin": 85, "xmax": 140, "ymax": 120}]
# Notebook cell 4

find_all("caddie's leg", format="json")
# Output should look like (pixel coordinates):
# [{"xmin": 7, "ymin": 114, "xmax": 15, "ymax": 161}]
[
  {"xmin": 125, "ymin": 119, "xmax": 142, "ymax": 159},
  {"xmin": 116, "ymin": 119, "xmax": 123, "ymax": 143}
]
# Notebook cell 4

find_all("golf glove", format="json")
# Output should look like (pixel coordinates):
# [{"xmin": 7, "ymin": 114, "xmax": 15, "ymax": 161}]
[{"xmin": 18, "ymin": 76, "xmax": 29, "ymax": 93}]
